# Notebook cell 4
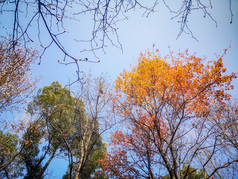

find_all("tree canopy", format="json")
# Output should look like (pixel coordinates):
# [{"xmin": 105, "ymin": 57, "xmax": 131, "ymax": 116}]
[
  {"xmin": 0, "ymin": 47, "xmax": 237, "ymax": 178},
  {"xmin": 0, "ymin": 37, "xmax": 37, "ymax": 114},
  {"xmin": 0, "ymin": 131, "xmax": 24, "ymax": 178},
  {"xmin": 0, "ymin": 79, "xmax": 109, "ymax": 178},
  {"xmin": 101, "ymin": 50, "xmax": 237, "ymax": 178},
  {"xmin": 25, "ymin": 81, "xmax": 107, "ymax": 178}
]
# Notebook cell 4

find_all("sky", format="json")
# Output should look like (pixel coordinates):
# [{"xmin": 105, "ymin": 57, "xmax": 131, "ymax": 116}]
[
  {"xmin": 28, "ymin": 0, "xmax": 238, "ymax": 93},
  {"xmin": 1, "ymin": 0, "xmax": 238, "ymax": 178}
]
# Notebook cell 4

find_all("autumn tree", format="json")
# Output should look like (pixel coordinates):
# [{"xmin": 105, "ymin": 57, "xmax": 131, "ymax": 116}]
[
  {"xmin": 101, "ymin": 50, "xmax": 237, "ymax": 178},
  {"xmin": 0, "ymin": 37, "xmax": 37, "ymax": 114},
  {"xmin": 0, "ymin": 37, "xmax": 37, "ymax": 178}
]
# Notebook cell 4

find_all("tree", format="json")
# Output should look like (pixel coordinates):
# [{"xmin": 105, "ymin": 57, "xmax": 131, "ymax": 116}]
[
  {"xmin": 0, "ymin": 36, "xmax": 37, "ymax": 178},
  {"xmin": 62, "ymin": 75, "xmax": 113, "ymax": 179},
  {"xmin": 20, "ymin": 122, "xmax": 48, "ymax": 179},
  {"xmin": 21, "ymin": 81, "xmax": 77, "ymax": 178},
  {"xmin": 0, "ymin": 131, "xmax": 24, "ymax": 178},
  {"xmin": 101, "ymin": 117, "xmax": 164, "ymax": 178},
  {"xmin": 0, "ymin": 1, "xmax": 234, "ymax": 81},
  {"xmin": 101, "ymin": 50, "xmax": 237, "ymax": 178},
  {"xmin": 0, "ymin": 37, "xmax": 37, "ymax": 114},
  {"xmin": 205, "ymin": 99, "xmax": 238, "ymax": 178},
  {"xmin": 24, "ymin": 80, "xmax": 109, "ymax": 178}
]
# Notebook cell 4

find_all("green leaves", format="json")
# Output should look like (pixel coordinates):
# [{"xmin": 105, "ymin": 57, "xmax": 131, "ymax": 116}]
[
  {"xmin": 0, "ymin": 131, "xmax": 18, "ymax": 156},
  {"xmin": 0, "ymin": 131, "xmax": 23, "ymax": 178},
  {"xmin": 21, "ymin": 81, "xmax": 107, "ymax": 178},
  {"xmin": 164, "ymin": 165, "xmax": 205, "ymax": 179}
]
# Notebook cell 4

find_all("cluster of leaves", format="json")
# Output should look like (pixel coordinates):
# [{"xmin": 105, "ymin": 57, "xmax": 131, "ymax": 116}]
[
  {"xmin": 0, "ymin": 37, "xmax": 38, "ymax": 113},
  {"xmin": 0, "ymin": 80, "xmax": 109, "ymax": 178},
  {"xmin": 0, "ymin": 131, "xmax": 24, "ymax": 178},
  {"xmin": 25, "ymin": 81, "xmax": 108, "ymax": 178},
  {"xmin": 115, "ymin": 50, "xmax": 235, "ymax": 115},
  {"xmin": 101, "ymin": 50, "xmax": 237, "ymax": 178},
  {"xmin": 164, "ymin": 164, "xmax": 205, "ymax": 179}
]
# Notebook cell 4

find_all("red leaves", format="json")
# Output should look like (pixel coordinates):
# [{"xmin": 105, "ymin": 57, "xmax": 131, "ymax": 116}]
[{"xmin": 102, "ymin": 49, "xmax": 237, "ymax": 177}]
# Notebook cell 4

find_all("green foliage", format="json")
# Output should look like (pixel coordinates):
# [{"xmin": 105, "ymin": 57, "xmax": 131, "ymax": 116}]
[
  {"xmin": 20, "ymin": 122, "xmax": 45, "ymax": 179},
  {"xmin": 164, "ymin": 165, "xmax": 205, "ymax": 179},
  {"xmin": 28, "ymin": 81, "xmax": 75, "ymax": 122},
  {"xmin": 21, "ymin": 81, "xmax": 79, "ymax": 178},
  {"xmin": 23, "ymin": 81, "xmax": 106, "ymax": 178},
  {"xmin": 0, "ymin": 131, "xmax": 23, "ymax": 178},
  {"xmin": 28, "ymin": 81, "xmax": 83, "ymax": 149},
  {"xmin": 80, "ymin": 136, "xmax": 107, "ymax": 178},
  {"xmin": 0, "ymin": 131, "xmax": 18, "ymax": 155}
]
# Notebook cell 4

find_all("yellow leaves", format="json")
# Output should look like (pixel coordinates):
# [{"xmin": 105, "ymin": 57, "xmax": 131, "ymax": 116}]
[
  {"xmin": 116, "ymin": 54, "xmax": 173, "ymax": 107},
  {"xmin": 115, "ymin": 49, "xmax": 236, "ymax": 117},
  {"xmin": 222, "ymin": 68, "xmax": 227, "ymax": 73}
]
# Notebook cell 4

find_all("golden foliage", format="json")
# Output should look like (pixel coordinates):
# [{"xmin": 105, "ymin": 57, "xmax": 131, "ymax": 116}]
[
  {"xmin": 101, "ymin": 49, "xmax": 237, "ymax": 177},
  {"xmin": 115, "ymin": 50, "xmax": 236, "ymax": 117}
]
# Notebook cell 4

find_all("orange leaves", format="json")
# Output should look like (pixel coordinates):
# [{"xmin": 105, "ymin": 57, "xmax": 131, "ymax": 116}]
[
  {"xmin": 101, "ymin": 111, "xmax": 167, "ymax": 176},
  {"xmin": 100, "ymin": 148, "xmax": 137, "ymax": 178},
  {"xmin": 115, "ymin": 50, "xmax": 236, "ymax": 117},
  {"xmin": 104, "ymin": 49, "xmax": 237, "ymax": 177},
  {"xmin": 115, "ymin": 56, "xmax": 170, "ymax": 107},
  {"xmin": 110, "ymin": 130, "xmax": 125, "ymax": 145}
]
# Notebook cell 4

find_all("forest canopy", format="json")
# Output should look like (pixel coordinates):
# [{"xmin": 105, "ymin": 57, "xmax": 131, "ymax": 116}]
[{"xmin": 0, "ymin": 48, "xmax": 237, "ymax": 178}]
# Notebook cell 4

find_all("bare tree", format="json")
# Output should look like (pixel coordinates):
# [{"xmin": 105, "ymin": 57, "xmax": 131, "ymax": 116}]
[
  {"xmin": 62, "ymin": 74, "xmax": 115, "ymax": 179},
  {"xmin": 203, "ymin": 99, "xmax": 238, "ymax": 178}
]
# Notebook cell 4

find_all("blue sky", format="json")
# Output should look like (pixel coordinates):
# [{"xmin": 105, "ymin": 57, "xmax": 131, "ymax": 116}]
[
  {"xmin": 1, "ymin": 0, "xmax": 238, "ymax": 178},
  {"xmin": 27, "ymin": 0, "xmax": 238, "ymax": 90}
]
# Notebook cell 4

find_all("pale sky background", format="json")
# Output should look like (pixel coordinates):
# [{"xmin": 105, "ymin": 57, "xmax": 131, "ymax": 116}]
[{"xmin": 1, "ymin": 0, "xmax": 238, "ymax": 178}]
